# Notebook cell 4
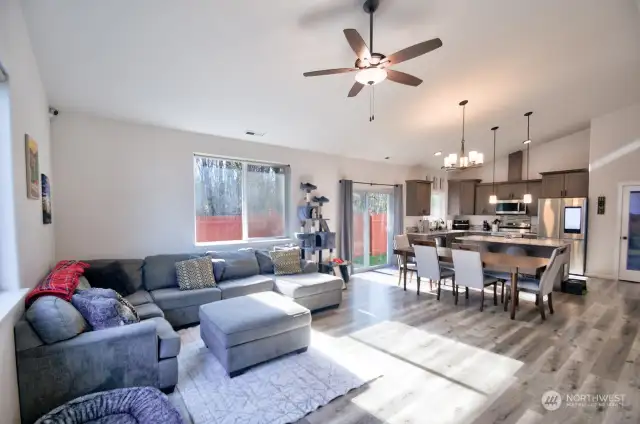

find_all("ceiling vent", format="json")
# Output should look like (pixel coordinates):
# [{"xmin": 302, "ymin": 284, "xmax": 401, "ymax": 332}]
[{"xmin": 245, "ymin": 130, "xmax": 266, "ymax": 137}]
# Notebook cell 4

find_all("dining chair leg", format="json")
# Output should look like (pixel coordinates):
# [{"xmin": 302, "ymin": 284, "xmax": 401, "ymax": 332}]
[
  {"xmin": 480, "ymin": 289, "xmax": 485, "ymax": 312},
  {"xmin": 504, "ymin": 287, "xmax": 509, "ymax": 312},
  {"xmin": 437, "ymin": 280, "xmax": 441, "ymax": 300},
  {"xmin": 465, "ymin": 287, "xmax": 469, "ymax": 299},
  {"xmin": 397, "ymin": 267, "xmax": 402, "ymax": 286},
  {"xmin": 539, "ymin": 298, "xmax": 546, "ymax": 321},
  {"xmin": 516, "ymin": 291, "xmax": 520, "ymax": 306},
  {"xmin": 452, "ymin": 276, "xmax": 456, "ymax": 296},
  {"xmin": 417, "ymin": 276, "xmax": 421, "ymax": 296},
  {"xmin": 493, "ymin": 283, "xmax": 497, "ymax": 306},
  {"xmin": 454, "ymin": 285, "xmax": 459, "ymax": 305},
  {"xmin": 500, "ymin": 282, "xmax": 504, "ymax": 304},
  {"xmin": 535, "ymin": 295, "xmax": 539, "ymax": 306},
  {"xmin": 548, "ymin": 293, "xmax": 554, "ymax": 314},
  {"xmin": 410, "ymin": 271, "xmax": 414, "ymax": 284}
]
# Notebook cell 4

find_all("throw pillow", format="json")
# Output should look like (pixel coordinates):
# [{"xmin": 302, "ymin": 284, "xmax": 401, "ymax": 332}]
[
  {"xmin": 83, "ymin": 262, "xmax": 132, "ymax": 296},
  {"xmin": 255, "ymin": 250, "xmax": 274, "ymax": 274},
  {"xmin": 211, "ymin": 258, "xmax": 226, "ymax": 282},
  {"xmin": 270, "ymin": 248, "xmax": 303, "ymax": 275},
  {"xmin": 175, "ymin": 257, "xmax": 216, "ymax": 291},
  {"xmin": 71, "ymin": 288, "xmax": 139, "ymax": 330},
  {"xmin": 26, "ymin": 296, "xmax": 88, "ymax": 344}
]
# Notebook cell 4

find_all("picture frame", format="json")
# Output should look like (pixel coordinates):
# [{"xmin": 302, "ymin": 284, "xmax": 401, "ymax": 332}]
[
  {"xmin": 42, "ymin": 174, "xmax": 52, "ymax": 224},
  {"xmin": 25, "ymin": 134, "xmax": 40, "ymax": 199}
]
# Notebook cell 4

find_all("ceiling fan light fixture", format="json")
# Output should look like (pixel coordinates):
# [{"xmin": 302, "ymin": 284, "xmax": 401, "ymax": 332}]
[{"xmin": 355, "ymin": 67, "xmax": 387, "ymax": 85}]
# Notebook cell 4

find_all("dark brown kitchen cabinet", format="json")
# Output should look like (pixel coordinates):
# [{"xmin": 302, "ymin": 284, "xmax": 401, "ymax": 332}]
[
  {"xmin": 525, "ymin": 181, "xmax": 542, "ymax": 216},
  {"xmin": 448, "ymin": 180, "xmax": 479, "ymax": 216},
  {"xmin": 540, "ymin": 170, "xmax": 589, "ymax": 198},
  {"xmin": 475, "ymin": 184, "xmax": 495, "ymax": 215},
  {"xmin": 405, "ymin": 180, "xmax": 431, "ymax": 216},
  {"xmin": 496, "ymin": 182, "xmax": 527, "ymax": 200}
]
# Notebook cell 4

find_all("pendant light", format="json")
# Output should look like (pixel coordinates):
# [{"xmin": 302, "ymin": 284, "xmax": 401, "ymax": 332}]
[
  {"xmin": 489, "ymin": 126, "xmax": 498, "ymax": 204},
  {"xmin": 523, "ymin": 112, "xmax": 533, "ymax": 204},
  {"xmin": 442, "ymin": 100, "xmax": 484, "ymax": 170}
]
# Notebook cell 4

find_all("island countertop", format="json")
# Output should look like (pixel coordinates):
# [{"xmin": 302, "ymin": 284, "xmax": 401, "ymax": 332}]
[{"xmin": 455, "ymin": 235, "xmax": 570, "ymax": 247}]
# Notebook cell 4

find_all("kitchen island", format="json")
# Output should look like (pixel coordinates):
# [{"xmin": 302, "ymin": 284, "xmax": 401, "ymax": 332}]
[{"xmin": 455, "ymin": 235, "xmax": 570, "ymax": 248}]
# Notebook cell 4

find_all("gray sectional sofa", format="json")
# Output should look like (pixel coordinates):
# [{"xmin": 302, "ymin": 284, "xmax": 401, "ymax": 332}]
[{"xmin": 15, "ymin": 248, "xmax": 342, "ymax": 424}]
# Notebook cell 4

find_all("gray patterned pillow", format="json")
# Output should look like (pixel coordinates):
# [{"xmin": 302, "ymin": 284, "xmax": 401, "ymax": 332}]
[
  {"xmin": 71, "ymin": 288, "xmax": 139, "ymax": 330},
  {"xmin": 175, "ymin": 257, "xmax": 216, "ymax": 290},
  {"xmin": 269, "ymin": 248, "xmax": 302, "ymax": 275}
]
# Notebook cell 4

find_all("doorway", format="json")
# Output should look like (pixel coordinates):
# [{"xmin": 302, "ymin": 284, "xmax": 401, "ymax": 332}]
[
  {"xmin": 618, "ymin": 185, "xmax": 640, "ymax": 282},
  {"xmin": 352, "ymin": 189, "xmax": 392, "ymax": 272}
]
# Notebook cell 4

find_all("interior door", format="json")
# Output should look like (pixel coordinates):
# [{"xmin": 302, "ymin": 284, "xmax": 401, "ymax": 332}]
[{"xmin": 618, "ymin": 186, "xmax": 640, "ymax": 282}]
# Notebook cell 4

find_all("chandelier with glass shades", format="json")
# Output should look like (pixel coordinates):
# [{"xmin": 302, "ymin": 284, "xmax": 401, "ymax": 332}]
[{"xmin": 442, "ymin": 100, "xmax": 484, "ymax": 170}]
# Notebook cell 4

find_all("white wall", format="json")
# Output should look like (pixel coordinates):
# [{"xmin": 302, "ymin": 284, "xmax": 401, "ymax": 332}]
[
  {"xmin": 0, "ymin": 0, "xmax": 54, "ymax": 421},
  {"xmin": 0, "ymin": 0, "xmax": 54, "ymax": 291},
  {"xmin": 587, "ymin": 101, "xmax": 640, "ymax": 279},
  {"xmin": 52, "ymin": 112, "xmax": 433, "ymax": 260},
  {"xmin": 452, "ymin": 128, "xmax": 591, "ymax": 183}
]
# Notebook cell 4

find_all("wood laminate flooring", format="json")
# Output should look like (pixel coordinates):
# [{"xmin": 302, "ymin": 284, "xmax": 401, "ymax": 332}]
[{"xmin": 173, "ymin": 271, "xmax": 640, "ymax": 424}]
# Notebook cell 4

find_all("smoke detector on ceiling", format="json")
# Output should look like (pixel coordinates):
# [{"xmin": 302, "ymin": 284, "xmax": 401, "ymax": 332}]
[{"xmin": 245, "ymin": 130, "xmax": 266, "ymax": 137}]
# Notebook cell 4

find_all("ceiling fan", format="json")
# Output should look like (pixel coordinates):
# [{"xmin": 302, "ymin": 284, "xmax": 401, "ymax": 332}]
[{"xmin": 303, "ymin": 0, "xmax": 442, "ymax": 98}]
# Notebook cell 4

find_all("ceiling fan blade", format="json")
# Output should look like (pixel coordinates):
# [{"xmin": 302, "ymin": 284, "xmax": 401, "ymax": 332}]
[
  {"xmin": 386, "ymin": 38, "xmax": 443, "ymax": 66},
  {"xmin": 343, "ymin": 29, "xmax": 371, "ymax": 60},
  {"xmin": 303, "ymin": 68, "xmax": 357, "ymax": 77},
  {"xmin": 348, "ymin": 82, "xmax": 365, "ymax": 97},
  {"xmin": 386, "ymin": 70, "xmax": 423, "ymax": 87}
]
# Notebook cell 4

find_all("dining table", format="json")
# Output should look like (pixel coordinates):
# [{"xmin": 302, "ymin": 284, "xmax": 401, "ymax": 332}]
[{"xmin": 393, "ymin": 246, "xmax": 550, "ymax": 320}]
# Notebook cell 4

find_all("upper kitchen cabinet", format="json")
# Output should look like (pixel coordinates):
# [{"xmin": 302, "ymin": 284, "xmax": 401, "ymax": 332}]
[
  {"xmin": 405, "ymin": 180, "xmax": 432, "ymax": 216},
  {"xmin": 475, "ymin": 184, "xmax": 495, "ymax": 215},
  {"xmin": 448, "ymin": 180, "xmax": 480, "ymax": 216},
  {"xmin": 540, "ymin": 169, "xmax": 589, "ymax": 198},
  {"xmin": 525, "ymin": 180, "xmax": 542, "ymax": 216},
  {"xmin": 496, "ymin": 183, "xmax": 527, "ymax": 200}
]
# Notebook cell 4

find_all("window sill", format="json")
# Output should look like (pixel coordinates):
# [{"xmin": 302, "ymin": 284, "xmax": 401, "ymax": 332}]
[
  {"xmin": 195, "ymin": 238, "xmax": 294, "ymax": 248},
  {"xmin": 0, "ymin": 288, "xmax": 28, "ymax": 325}
]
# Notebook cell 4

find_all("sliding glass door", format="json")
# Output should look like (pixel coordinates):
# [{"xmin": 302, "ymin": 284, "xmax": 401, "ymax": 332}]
[{"xmin": 353, "ymin": 189, "xmax": 392, "ymax": 272}]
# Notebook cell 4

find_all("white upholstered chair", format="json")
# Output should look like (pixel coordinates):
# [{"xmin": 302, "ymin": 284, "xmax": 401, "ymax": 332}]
[
  {"xmin": 414, "ymin": 245, "xmax": 455, "ymax": 298},
  {"xmin": 394, "ymin": 234, "xmax": 416, "ymax": 286},
  {"xmin": 451, "ymin": 248, "xmax": 499, "ymax": 311},
  {"xmin": 504, "ymin": 245, "xmax": 569, "ymax": 320}
]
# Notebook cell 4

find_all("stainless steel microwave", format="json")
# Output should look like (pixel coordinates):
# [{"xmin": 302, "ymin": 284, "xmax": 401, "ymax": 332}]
[{"xmin": 495, "ymin": 200, "xmax": 527, "ymax": 215}]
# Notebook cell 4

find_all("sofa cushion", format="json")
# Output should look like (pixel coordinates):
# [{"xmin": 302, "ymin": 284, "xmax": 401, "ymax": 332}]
[
  {"xmin": 255, "ymin": 250, "xmax": 274, "ymax": 274},
  {"xmin": 270, "ymin": 249, "xmax": 302, "ymax": 275},
  {"xmin": 206, "ymin": 249, "xmax": 260, "ymax": 281},
  {"xmin": 14, "ymin": 319, "xmax": 44, "ymax": 351},
  {"xmin": 83, "ymin": 261, "xmax": 132, "ymax": 296},
  {"xmin": 275, "ymin": 273, "xmax": 343, "ymax": 299},
  {"xmin": 216, "ymin": 275, "xmax": 275, "ymax": 299},
  {"xmin": 146, "ymin": 317, "xmax": 181, "ymax": 359},
  {"xmin": 143, "ymin": 254, "xmax": 205, "ymax": 291},
  {"xmin": 175, "ymin": 257, "xmax": 216, "ymax": 290},
  {"xmin": 150, "ymin": 287, "xmax": 221, "ymax": 311},
  {"xmin": 25, "ymin": 296, "xmax": 88, "ymax": 344},
  {"xmin": 124, "ymin": 290, "xmax": 153, "ymax": 306},
  {"xmin": 199, "ymin": 292, "xmax": 311, "ymax": 348},
  {"xmin": 83, "ymin": 259, "xmax": 144, "ymax": 294},
  {"xmin": 136, "ymin": 303, "xmax": 165, "ymax": 320}
]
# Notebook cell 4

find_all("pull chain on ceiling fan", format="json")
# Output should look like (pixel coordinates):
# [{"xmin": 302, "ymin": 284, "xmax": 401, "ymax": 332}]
[{"xmin": 303, "ymin": 0, "xmax": 443, "ymax": 121}]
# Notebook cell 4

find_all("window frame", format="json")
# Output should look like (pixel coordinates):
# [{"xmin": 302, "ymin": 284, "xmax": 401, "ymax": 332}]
[{"xmin": 193, "ymin": 153, "xmax": 291, "ymax": 246}]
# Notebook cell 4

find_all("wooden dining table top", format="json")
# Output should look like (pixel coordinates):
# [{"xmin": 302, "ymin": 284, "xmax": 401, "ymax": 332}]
[{"xmin": 393, "ymin": 246, "xmax": 549, "ymax": 270}]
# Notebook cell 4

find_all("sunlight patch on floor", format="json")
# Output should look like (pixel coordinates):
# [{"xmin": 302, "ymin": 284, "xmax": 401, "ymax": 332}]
[{"xmin": 320, "ymin": 319, "xmax": 524, "ymax": 424}]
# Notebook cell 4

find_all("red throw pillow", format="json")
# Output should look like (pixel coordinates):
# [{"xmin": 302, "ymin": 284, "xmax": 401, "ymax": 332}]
[{"xmin": 26, "ymin": 260, "xmax": 90, "ymax": 306}]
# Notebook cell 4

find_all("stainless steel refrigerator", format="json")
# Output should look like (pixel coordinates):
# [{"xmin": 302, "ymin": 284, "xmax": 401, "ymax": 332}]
[{"xmin": 537, "ymin": 197, "xmax": 588, "ymax": 276}]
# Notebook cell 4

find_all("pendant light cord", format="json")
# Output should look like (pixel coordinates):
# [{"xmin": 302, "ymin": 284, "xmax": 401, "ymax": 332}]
[
  {"xmin": 461, "ymin": 103, "xmax": 466, "ymax": 156},
  {"xmin": 492, "ymin": 127, "xmax": 497, "ymax": 195}
]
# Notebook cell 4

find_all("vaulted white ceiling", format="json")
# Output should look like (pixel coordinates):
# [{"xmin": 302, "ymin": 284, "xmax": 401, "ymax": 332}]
[{"xmin": 22, "ymin": 0, "xmax": 640, "ymax": 167}]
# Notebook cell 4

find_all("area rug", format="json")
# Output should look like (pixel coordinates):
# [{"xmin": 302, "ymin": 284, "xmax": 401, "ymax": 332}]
[{"xmin": 176, "ymin": 326, "xmax": 378, "ymax": 424}]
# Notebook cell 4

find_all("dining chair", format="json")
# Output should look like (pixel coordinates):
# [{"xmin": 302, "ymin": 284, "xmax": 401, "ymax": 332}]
[
  {"xmin": 414, "ymin": 245, "xmax": 455, "ymax": 298},
  {"xmin": 451, "ymin": 248, "xmax": 499, "ymax": 311},
  {"xmin": 503, "ymin": 246, "xmax": 569, "ymax": 320},
  {"xmin": 394, "ymin": 234, "xmax": 416, "ymax": 286},
  {"xmin": 484, "ymin": 246, "xmax": 527, "ymax": 304},
  {"xmin": 413, "ymin": 239, "xmax": 437, "ymax": 247}
]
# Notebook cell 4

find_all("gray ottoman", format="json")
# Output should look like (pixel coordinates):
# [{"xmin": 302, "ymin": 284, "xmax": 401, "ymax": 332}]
[{"xmin": 199, "ymin": 292, "xmax": 311, "ymax": 377}]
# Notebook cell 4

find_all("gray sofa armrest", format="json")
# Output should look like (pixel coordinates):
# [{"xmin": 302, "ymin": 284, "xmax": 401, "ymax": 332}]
[
  {"xmin": 17, "ymin": 320, "xmax": 159, "ymax": 424},
  {"xmin": 301, "ymin": 260, "xmax": 318, "ymax": 274}
]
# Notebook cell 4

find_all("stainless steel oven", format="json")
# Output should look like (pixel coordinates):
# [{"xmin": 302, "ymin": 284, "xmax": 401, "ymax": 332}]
[{"xmin": 495, "ymin": 200, "xmax": 527, "ymax": 215}]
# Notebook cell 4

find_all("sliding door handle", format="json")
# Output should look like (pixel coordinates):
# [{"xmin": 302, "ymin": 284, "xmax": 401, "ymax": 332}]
[{"xmin": 622, "ymin": 236, "xmax": 628, "ymax": 240}]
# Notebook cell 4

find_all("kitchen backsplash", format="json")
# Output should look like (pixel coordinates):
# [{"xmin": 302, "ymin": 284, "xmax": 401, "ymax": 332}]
[{"xmin": 452, "ymin": 215, "xmax": 539, "ymax": 227}]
